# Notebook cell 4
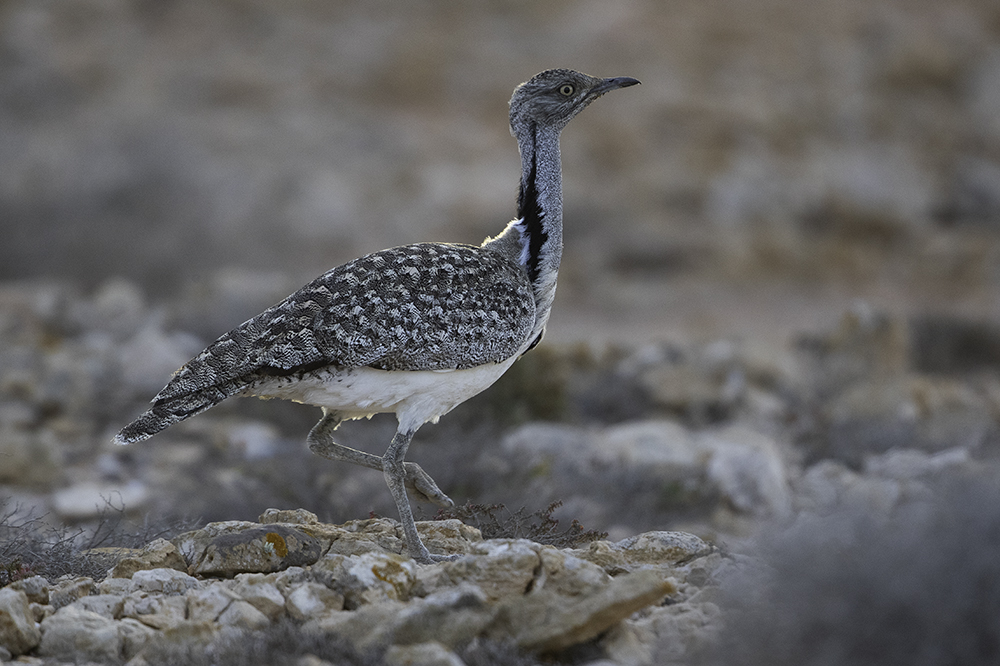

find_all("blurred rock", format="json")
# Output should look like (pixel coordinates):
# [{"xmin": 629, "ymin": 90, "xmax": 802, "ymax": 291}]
[
  {"xmin": 0, "ymin": 427, "xmax": 63, "ymax": 488},
  {"xmin": 0, "ymin": 588, "xmax": 41, "ymax": 657},
  {"xmin": 38, "ymin": 605, "xmax": 123, "ymax": 662},
  {"xmin": 229, "ymin": 573, "xmax": 287, "ymax": 620},
  {"xmin": 7, "ymin": 576, "xmax": 49, "ymax": 605},
  {"xmin": 702, "ymin": 426, "xmax": 792, "ymax": 517},
  {"xmin": 50, "ymin": 480, "xmax": 149, "ymax": 520},
  {"xmin": 385, "ymin": 641, "xmax": 465, "ymax": 666},
  {"xmin": 48, "ymin": 576, "xmax": 95, "ymax": 610},
  {"xmin": 131, "ymin": 568, "xmax": 200, "ymax": 595}
]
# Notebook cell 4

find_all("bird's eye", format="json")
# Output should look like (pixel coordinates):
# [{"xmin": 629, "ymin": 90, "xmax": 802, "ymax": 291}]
[{"xmin": 559, "ymin": 84, "xmax": 575, "ymax": 96}]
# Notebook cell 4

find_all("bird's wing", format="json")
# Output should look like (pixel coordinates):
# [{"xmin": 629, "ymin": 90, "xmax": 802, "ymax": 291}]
[{"xmin": 153, "ymin": 243, "xmax": 536, "ymax": 403}]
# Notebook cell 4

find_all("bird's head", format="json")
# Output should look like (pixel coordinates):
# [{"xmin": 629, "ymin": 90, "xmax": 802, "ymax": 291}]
[{"xmin": 509, "ymin": 68, "xmax": 640, "ymax": 134}]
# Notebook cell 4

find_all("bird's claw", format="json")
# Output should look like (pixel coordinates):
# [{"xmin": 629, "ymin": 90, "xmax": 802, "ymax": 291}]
[{"xmin": 403, "ymin": 461, "xmax": 454, "ymax": 508}]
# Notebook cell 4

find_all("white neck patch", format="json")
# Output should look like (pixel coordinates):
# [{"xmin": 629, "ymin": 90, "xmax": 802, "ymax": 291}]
[{"xmin": 512, "ymin": 218, "xmax": 530, "ymax": 266}]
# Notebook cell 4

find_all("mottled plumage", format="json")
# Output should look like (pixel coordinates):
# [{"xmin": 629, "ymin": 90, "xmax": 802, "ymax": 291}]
[{"xmin": 116, "ymin": 69, "xmax": 639, "ymax": 563}]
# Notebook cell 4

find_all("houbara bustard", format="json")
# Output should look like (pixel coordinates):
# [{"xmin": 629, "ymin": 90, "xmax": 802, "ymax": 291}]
[{"xmin": 116, "ymin": 69, "xmax": 639, "ymax": 563}]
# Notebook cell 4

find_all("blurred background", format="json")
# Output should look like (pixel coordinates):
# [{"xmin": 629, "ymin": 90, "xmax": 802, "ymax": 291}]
[{"xmin": 2, "ymin": 0, "xmax": 1000, "ymax": 546}]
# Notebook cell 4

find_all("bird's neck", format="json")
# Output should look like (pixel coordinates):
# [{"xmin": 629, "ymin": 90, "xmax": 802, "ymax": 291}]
[
  {"xmin": 480, "ymin": 122, "xmax": 564, "ymax": 345},
  {"xmin": 516, "ymin": 122, "xmax": 563, "ymax": 295}
]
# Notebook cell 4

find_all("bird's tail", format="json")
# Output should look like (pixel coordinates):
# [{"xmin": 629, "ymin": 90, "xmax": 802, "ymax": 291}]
[
  {"xmin": 114, "ymin": 385, "xmax": 236, "ymax": 445},
  {"xmin": 114, "ymin": 335, "xmax": 256, "ymax": 445}
]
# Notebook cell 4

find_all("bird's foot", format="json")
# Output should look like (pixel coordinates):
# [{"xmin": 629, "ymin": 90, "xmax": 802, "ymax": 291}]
[{"xmin": 403, "ymin": 461, "xmax": 454, "ymax": 508}]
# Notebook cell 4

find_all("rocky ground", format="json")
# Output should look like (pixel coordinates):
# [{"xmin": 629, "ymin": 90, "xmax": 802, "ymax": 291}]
[
  {"xmin": 2, "ymin": 277, "xmax": 1000, "ymax": 665},
  {"xmin": 3, "ymin": 0, "xmax": 1000, "ymax": 664}
]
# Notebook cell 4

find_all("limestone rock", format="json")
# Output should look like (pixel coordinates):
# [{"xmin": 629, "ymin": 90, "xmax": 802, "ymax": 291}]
[
  {"xmin": 187, "ymin": 585, "xmax": 242, "ymax": 623},
  {"xmin": 217, "ymin": 599, "xmax": 270, "ymax": 629},
  {"xmin": 8, "ymin": 575, "xmax": 49, "ymax": 604},
  {"xmin": 416, "ymin": 519, "xmax": 483, "ymax": 557},
  {"xmin": 702, "ymin": 426, "xmax": 791, "ymax": 517},
  {"xmin": 73, "ymin": 594, "xmax": 125, "ymax": 619},
  {"xmin": 49, "ymin": 576, "xmax": 96, "ymax": 609},
  {"xmin": 131, "ymin": 568, "xmax": 201, "ymax": 595},
  {"xmin": 38, "ymin": 605, "xmax": 122, "ymax": 662},
  {"xmin": 109, "ymin": 537, "xmax": 188, "ymax": 578},
  {"xmin": 260, "ymin": 507, "xmax": 320, "ymax": 524},
  {"xmin": 122, "ymin": 592, "xmax": 188, "ymax": 630},
  {"xmin": 488, "ymin": 568, "xmax": 675, "ymax": 652},
  {"xmin": 578, "ymin": 531, "xmax": 713, "ymax": 574},
  {"xmin": 536, "ymin": 546, "xmax": 612, "ymax": 597},
  {"xmin": 425, "ymin": 539, "xmax": 540, "ymax": 601},
  {"xmin": 175, "ymin": 523, "xmax": 323, "ymax": 576},
  {"xmin": 318, "ymin": 552, "xmax": 417, "ymax": 607},
  {"xmin": 389, "ymin": 585, "xmax": 497, "ymax": 649},
  {"xmin": 0, "ymin": 588, "xmax": 41, "ymax": 656},
  {"xmin": 230, "ymin": 573, "xmax": 287, "ymax": 619},
  {"xmin": 286, "ymin": 581, "xmax": 344, "ymax": 621}
]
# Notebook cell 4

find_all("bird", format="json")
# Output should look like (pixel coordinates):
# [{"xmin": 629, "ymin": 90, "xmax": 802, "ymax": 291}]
[{"xmin": 115, "ymin": 68, "xmax": 640, "ymax": 563}]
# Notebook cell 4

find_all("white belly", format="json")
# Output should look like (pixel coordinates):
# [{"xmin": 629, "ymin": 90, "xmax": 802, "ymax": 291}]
[{"xmin": 246, "ymin": 357, "xmax": 519, "ymax": 433}]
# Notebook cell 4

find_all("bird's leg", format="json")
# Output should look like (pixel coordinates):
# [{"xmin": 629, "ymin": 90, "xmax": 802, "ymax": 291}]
[
  {"xmin": 307, "ymin": 410, "xmax": 453, "ymax": 507},
  {"xmin": 383, "ymin": 429, "xmax": 459, "ymax": 563}
]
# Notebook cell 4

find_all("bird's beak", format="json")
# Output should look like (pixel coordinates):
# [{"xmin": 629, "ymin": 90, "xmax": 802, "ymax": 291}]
[{"xmin": 592, "ymin": 76, "xmax": 641, "ymax": 97}]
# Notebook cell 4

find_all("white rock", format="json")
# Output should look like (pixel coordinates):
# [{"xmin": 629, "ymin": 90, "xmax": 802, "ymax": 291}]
[
  {"xmin": 38, "ymin": 606, "xmax": 122, "ymax": 662},
  {"xmin": 701, "ymin": 426, "xmax": 791, "ymax": 517},
  {"xmin": 863, "ymin": 446, "xmax": 971, "ymax": 480},
  {"xmin": 231, "ymin": 573, "xmax": 286, "ymax": 619},
  {"xmin": 187, "ymin": 585, "xmax": 241, "ymax": 623},
  {"xmin": 596, "ymin": 420, "xmax": 700, "ymax": 470},
  {"xmin": 286, "ymin": 582, "xmax": 344, "ymax": 621},
  {"xmin": 131, "ymin": 568, "xmax": 200, "ymax": 595},
  {"xmin": 73, "ymin": 594, "xmax": 125, "ymax": 619},
  {"xmin": 217, "ymin": 599, "xmax": 270, "ymax": 629},
  {"xmin": 51, "ymin": 480, "xmax": 149, "ymax": 520},
  {"xmin": 0, "ymin": 588, "xmax": 41, "ymax": 656},
  {"xmin": 122, "ymin": 593, "xmax": 188, "ymax": 631}
]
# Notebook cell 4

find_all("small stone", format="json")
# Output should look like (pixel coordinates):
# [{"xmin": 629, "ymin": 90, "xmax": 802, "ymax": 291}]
[
  {"xmin": 385, "ymin": 641, "xmax": 466, "ymax": 666},
  {"xmin": 286, "ymin": 582, "xmax": 344, "ymax": 621},
  {"xmin": 131, "ymin": 568, "xmax": 200, "ymax": 595},
  {"xmin": 537, "ymin": 547, "xmax": 611, "ymax": 596},
  {"xmin": 489, "ymin": 569, "xmax": 675, "ymax": 653},
  {"xmin": 119, "ymin": 617, "xmax": 157, "ymax": 661},
  {"xmin": 122, "ymin": 593, "xmax": 188, "ymax": 630},
  {"xmin": 39, "ymin": 606, "xmax": 122, "ymax": 662},
  {"xmin": 8, "ymin": 575, "xmax": 49, "ymax": 604},
  {"xmin": 430, "ymin": 540, "xmax": 540, "ymax": 602},
  {"xmin": 49, "ymin": 576, "xmax": 96, "ymax": 610},
  {"xmin": 701, "ymin": 426, "xmax": 791, "ymax": 517},
  {"xmin": 110, "ymin": 538, "xmax": 188, "ymax": 578},
  {"xmin": 0, "ymin": 588, "xmax": 42, "ymax": 656},
  {"xmin": 217, "ymin": 599, "xmax": 270, "ymax": 629},
  {"xmin": 99, "ymin": 577, "xmax": 133, "ymax": 596},
  {"xmin": 187, "ymin": 585, "xmax": 241, "ymax": 622},
  {"xmin": 259, "ymin": 508, "xmax": 319, "ymax": 525},
  {"xmin": 613, "ymin": 532, "xmax": 714, "ymax": 566},
  {"xmin": 230, "ymin": 573, "xmax": 286, "ymax": 619},
  {"xmin": 416, "ymin": 519, "xmax": 482, "ymax": 557},
  {"xmin": 318, "ymin": 552, "xmax": 417, "ymax": 608},
  {"xmin": 73, "ymin": 594, "xmax": 125, "ymax": 619}
]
